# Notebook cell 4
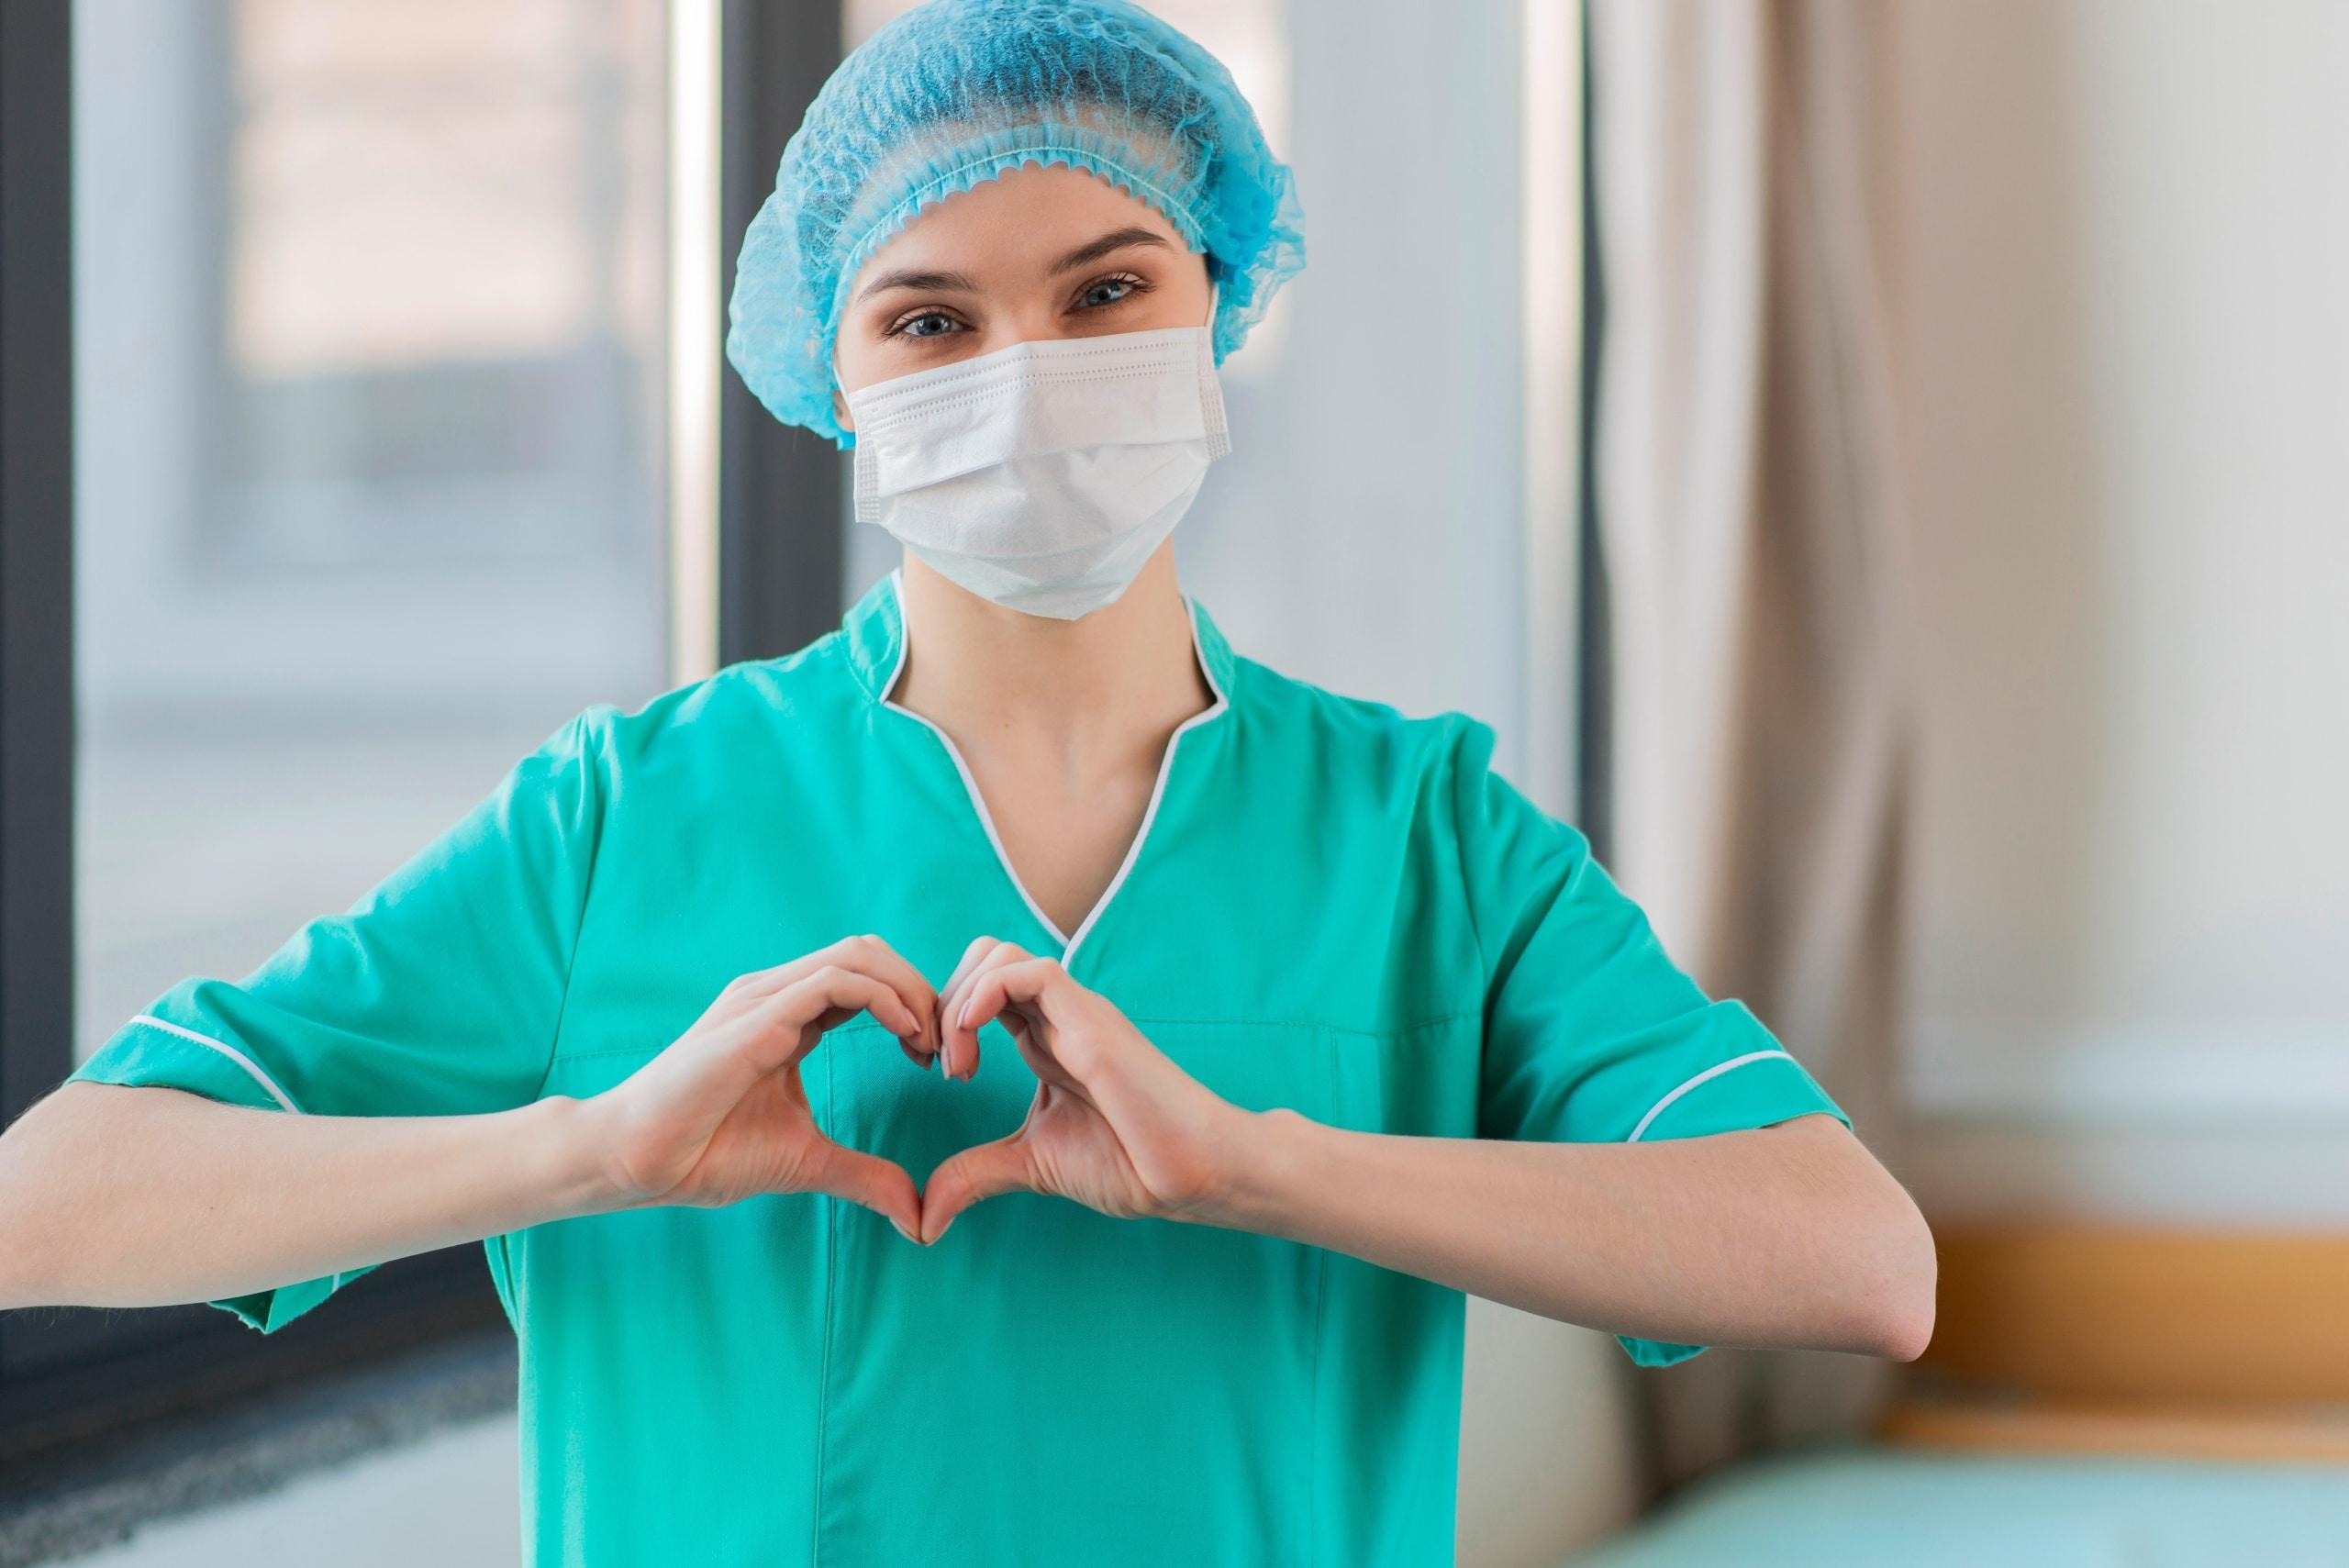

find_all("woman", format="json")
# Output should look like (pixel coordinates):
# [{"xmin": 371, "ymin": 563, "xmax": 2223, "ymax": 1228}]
[{"xmin": 1, "ymin": 2, "xmax": 1933, "ymax": 1562}]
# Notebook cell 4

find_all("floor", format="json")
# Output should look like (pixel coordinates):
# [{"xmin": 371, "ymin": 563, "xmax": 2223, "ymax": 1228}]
[{"xmin": 63, "ymin": 1413, "xmax": 518, "ymax": 1568}]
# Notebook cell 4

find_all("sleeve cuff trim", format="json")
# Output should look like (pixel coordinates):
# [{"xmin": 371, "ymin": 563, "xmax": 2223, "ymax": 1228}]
[
  {"xmin": 1625, "ymin": 1048, "xmax": 1794, "ymax": 1142},
  {"xmin": 127, "ymin": 1014, "xmax": 306, "ymax": 1114}
]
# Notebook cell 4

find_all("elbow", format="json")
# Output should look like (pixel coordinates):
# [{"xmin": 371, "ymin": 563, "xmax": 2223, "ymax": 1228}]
[
  {"xmin": 1874, "ymin": 1286, "xmax": 1936, "ymax": 1365},
  {"xmin": 0, "ymin": 1242, "xmax": 46, "ymax": 1315},
  {"xmin": 1854, "ymin": 1192, "xmax": 1938, "ymax": 1362},
  {"xmin": 0, "ymin": 1094, "xmax": 83, "ymax": 1311},
  {"xmin": 0, "ymin": 1173, "xmax": 55, "ymax": 1314},
  {"xmin": 1777, "ymin": 1119, "xmax": 1939, "ymax": 1361}
]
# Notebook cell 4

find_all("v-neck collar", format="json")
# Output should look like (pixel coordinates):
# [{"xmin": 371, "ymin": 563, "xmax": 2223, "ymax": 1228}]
[
  {"xmin": 840, "ymin": 566, "xmax": 1237, "ymax": 964},
  {"xmin": 841, "ymin": 565, "xmax": 1239, "ymax": 708}
]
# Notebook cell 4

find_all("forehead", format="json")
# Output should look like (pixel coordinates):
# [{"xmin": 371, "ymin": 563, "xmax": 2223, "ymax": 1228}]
[{"xmin": 845, "ymin": 162, "xmax": 1194, "ymax": 290}]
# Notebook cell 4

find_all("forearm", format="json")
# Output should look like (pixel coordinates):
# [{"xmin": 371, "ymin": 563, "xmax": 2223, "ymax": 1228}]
[
  {"xmin": 0, "ymin": 1082, "xmax": 612, "ymax": 1313},
  {"xmin": 1203, "ymin": 1109, "xmax": 1934, "ymax": 1359}
]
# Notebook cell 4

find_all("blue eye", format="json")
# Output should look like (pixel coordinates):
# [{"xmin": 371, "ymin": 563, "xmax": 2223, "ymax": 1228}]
[
  {"xmin": 899, "ymin": 311, "xmax": 961, "ymax": 339},
  {"xmin": 1077, "ymin": 272, "xmax": 1152, "ymax": 311}
]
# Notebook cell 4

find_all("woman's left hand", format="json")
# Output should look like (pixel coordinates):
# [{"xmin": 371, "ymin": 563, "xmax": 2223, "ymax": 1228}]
[{"xmin": 918, "ymin": 938, "xmax": 1250, "ymax": 1242}]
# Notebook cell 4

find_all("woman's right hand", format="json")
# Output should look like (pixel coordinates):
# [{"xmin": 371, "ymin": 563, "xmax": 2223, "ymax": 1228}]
[{"xmin": 574, "ymin": 934, "xmax": 941, "ymax": 1240}]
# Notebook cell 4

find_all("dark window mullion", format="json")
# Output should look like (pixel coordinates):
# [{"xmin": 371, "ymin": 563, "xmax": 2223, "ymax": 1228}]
[
  {"xmin": 718, "ymin": 0, "xmax": 848, "ymax": 663},
  {"xmin": 0, "ymin": 2, "xmax": 77, "ymax": 1160}
]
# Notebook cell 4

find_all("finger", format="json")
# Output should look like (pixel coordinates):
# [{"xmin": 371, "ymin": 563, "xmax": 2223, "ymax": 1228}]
[
  {"xmin": 927, "ymin": 936, "xmax": 1002, "ymax": 1073},
  {"xmin": 933, "ymin": 944, "xmax": 996, "ymax": 1081},
  {"xmin": 966, "ymin": 957, "xmax": 1130, "ymax": 1097},
  {"xmin": 919, "ymin": 1118, "xmax": 1039, "ymax": 1244},
  {"xmin": 954, "ymin": 956, "xmax": 1067, "ymax": 1060},
  {"xmin": 941, "ymin": 941, "xmax": 1034, "ymax": 1081},
  {"xmin": 800, "ymin": 1136, "xmax": 922, "ymax": 1244},
  {"xmin": 798, "ymin": 943, "xmax": 934, "ymax": 1065},
  {"xmin": 826, "ymin": 934, "xmax": 942, "ymax": 1063},
  {"xmin": 700, "ymin": 936, "xmax": 865, "ymax": 1019},
  {"xmin": 932, "ymin": 938, "xmax": 1004, "ymax": 1055},
  {"xmin": 709, "ymin": 933, "xmax": 937, "ymax": 1052},
  {"xmin": 812, "ymin": 939, "xmax": 933, "ymax": 1066},
  {"xmin": 934, "ymin": 939, "xmax": 1000, "ymax": 1047},
  {"xmin": 937, "ymin": 935, "xmax": 1000, "ymax": 1016},
  {"xmin": 740, "ymin": 965, "xmax": 923, "ymax": 1073}
]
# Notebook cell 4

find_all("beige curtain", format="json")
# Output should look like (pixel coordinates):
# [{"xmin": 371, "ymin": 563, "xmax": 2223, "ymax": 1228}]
[{"xmin": 1585, "ymin": 0, "xmax": 1917, "ymax": 1492}]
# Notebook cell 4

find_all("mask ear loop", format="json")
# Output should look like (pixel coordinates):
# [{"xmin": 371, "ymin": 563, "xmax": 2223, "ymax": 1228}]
[
  {"xmin": 1197, "ymin": 271, "xmax": 1230, "ymax": 459},
  {"xmin": 853, "ymin": 428, "xmax": 883, "ymax": 522}
]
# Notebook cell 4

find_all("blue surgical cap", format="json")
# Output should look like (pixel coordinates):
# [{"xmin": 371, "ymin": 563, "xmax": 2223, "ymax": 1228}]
[{"xmin": 724, "ymin": 0, "xmax": 1307, "ymax": 448}]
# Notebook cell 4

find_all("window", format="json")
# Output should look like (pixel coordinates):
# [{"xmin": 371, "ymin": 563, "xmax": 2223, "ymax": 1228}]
[
  {"xmin": 74, "ymin": 0, "xmax": 674, "ymax": 1068},
  {"xmin": 0, "ymin": 0, "xmax": 690, "ymax": 1458}
]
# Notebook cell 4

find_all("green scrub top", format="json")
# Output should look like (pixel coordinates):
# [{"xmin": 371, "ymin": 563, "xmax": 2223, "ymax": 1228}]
[{"xmin": 67, "ymin": 567, "xmax": 1849, "ymax": 1566}]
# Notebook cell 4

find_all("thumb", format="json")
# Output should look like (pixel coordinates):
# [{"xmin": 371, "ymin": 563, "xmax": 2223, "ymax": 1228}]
[
  {"xmin": 920, "ymin": 1133, "xmax": 1034, "ymax": 1245},
  {"xmin": 800, "ymin": 1136, "xmax": 922, "ymax": 1244}
]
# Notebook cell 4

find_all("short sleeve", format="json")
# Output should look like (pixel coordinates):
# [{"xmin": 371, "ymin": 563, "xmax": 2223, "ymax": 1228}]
[
  {"xmin": 1446, "ymin": 717, "xmax": 1850, "ymax": 1368},
  {"xmin": 62, "ymin": 705, "xmax": 613, "ymax": 1332}
]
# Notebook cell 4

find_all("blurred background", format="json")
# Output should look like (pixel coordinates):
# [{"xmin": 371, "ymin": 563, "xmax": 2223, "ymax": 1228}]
[{"xmin": 2, "ymin": 1, "xmax": 2343, "ymax": 1564}]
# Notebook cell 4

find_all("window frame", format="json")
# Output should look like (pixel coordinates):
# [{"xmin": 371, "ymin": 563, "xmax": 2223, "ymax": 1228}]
[{"xmin": 718, "ymin": 0, "xmax": 845, "ymax": 661}]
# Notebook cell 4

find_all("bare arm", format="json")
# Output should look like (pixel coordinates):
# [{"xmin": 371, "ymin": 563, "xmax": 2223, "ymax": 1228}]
[
  {"xmin": 919, "ymin": 941, "xmax": 1937, "ymax": 1362},
  {"xmin": 1215, "ymin": 1108, "xmax": 1934, "ymax": 1359},
  {"xmin": 0, "ymin": 935, "xmax": 946, "ymax": 1316},
  {"xmin": 0, "ymin": 1082, "xmax": 601, "ymax": 1313}
]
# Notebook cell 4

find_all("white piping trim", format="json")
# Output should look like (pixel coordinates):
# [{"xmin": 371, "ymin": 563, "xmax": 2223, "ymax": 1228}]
[
  {"xmin": 877, "ymin": 569, "xmax": 1071, "ymax": 946},
  {"xmin": 1061, "ymin": 594, "xmax": 1229, "ymax": 968},
  {"xmin": 1624, "ymin": 1049, "xmax": 1794, "ymax": 1143},
  {"xmin": 125, "ymin": 1016, "xmax": 357, "ymax": 1295},
  {"xmin": 875, "ymin": 565, "xmax": 1230, "ymax": 965},
  {"xmin": 126, "ymin": 1014, "xmax": 304, "ymax": 1114}
]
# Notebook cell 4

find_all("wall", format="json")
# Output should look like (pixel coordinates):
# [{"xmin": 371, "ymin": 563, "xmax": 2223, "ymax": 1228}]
[{"xmin": 1889, "ymin": 0, "xmax": 2349, "ymax": 1220}]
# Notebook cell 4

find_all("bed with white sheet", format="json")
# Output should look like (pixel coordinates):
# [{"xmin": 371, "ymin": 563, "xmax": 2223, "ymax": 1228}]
[
  {"xmin": 1568, "ymin": 1444, "xmax": 2348, "ymax": 1566},
  {"xmin": 1563, "ymin": 1225, "xmax": 2349, "ymax": 1568}
]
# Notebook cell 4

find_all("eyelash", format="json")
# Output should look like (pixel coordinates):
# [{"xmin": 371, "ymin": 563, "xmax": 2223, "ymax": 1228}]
[
  {"xmin": 880, "ymin": 272, "xmax": 1156, "ymax": 340},
  {"xmin": 1074, "ymin": 271, "xmax": 1153, "ymax": 311}
]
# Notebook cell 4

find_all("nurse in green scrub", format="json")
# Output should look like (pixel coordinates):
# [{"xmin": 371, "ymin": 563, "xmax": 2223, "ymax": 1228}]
[{"xmin": 3, "ymin": 2, "xmax": 1935, "ymax": 1563}]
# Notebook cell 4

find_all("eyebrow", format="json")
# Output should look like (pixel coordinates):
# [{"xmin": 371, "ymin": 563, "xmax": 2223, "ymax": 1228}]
[
  {"xmin": 853, "ymin": 227, "xmax": 1171, "ymax": 305},
  {"xmin": 1047, "ymin": 226, "xmax": 1169, "ymax": 274},
  {"xmin": 855, "ymin": 266, "xmax": 979, "ymax": 303}
]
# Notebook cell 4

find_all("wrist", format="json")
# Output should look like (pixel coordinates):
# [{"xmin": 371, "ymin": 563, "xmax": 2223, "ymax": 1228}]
[
  {"xmin": 521, "ymin": 1094, "xmax": 631, "ymax": 1221},
  {"xmin": 1186, "ymin": 1103, "xmax": 1318, "ymax": 1234}
]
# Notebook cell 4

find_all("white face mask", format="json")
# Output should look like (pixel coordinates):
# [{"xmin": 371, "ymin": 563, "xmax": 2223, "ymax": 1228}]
[{"xmin": 841, "ymin": 309, "xmax": 1230, "ymax": 620}]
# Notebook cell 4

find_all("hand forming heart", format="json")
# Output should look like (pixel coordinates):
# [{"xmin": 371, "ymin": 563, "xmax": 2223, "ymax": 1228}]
[
  {"xmin": 918, "ymin": 934, "xmax": 1245, "ymax": 1242},
  {"xmin": 580, "ymin": 933, "xmax": 1250, "ymax": 1245}
]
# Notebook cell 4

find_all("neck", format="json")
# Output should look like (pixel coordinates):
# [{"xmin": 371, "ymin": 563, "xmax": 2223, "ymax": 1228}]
[{"xmin": 887, "ymin": 545, "xmax": 1215, "ymax": 757}]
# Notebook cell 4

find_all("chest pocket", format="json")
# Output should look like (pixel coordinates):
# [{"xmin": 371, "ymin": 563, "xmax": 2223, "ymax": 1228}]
[
  {"xmin": 1142, "ymin": 1017, "xmax": 1342, "ymax": 1125},
  {"xmin": 1152, "ymin": 1011, "xmax": 1487, "ymax": 1142}
]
